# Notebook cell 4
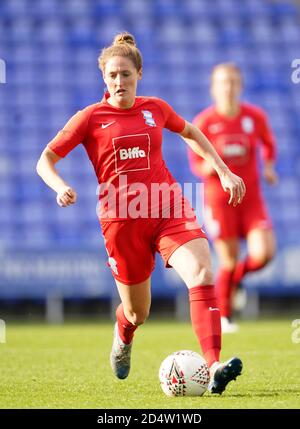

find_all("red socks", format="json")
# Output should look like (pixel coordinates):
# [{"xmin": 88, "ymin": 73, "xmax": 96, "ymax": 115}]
[
  {"xmin": 189, "ymin": 285, "xmax": 221, "ymax": 367},
  {"xmin": 116, "ymin": 304, "xmax": 137, "ymax": 345},
  {"xmin": 233, "ymin": 257, "xmax": 267, "ymax": 287},
  {"xmin": 215, "ymin": 258, "xmax": 268, "ymax": 319},
  {"xmin": 216, "ymin": 268, "xmax": 234, "ymax": 318},
  {"xmin": 116, "ymin": 286, "xmax": 221, "ymax": 367}
]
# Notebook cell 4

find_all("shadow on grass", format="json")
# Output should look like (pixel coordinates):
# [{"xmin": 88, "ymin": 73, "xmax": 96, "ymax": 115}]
[{"xmin": 218, "ymin": 387, "xmax": 300, "ymax": 398}]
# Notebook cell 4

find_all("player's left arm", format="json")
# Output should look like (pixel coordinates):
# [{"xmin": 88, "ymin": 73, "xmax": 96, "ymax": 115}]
[
  {"xmin": 156, "ymin": 97, "xmax": 245, "ymax": 205},
  {"xmin": 257, "ymin": 109, "xmax": 278, "ymax": 185},
  {"xmin": 180, "ymin": 121, "xmax": 246, "ymax": 207}
]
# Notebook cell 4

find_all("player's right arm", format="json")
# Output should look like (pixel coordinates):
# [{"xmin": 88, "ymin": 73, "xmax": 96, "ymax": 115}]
[
  {"xmin": 36, "ymin": 108, "xmax": 91, "ymax": 207},
  {"xmin": 36, "ymin": 148, "xmax": 77, "ymax": 207}
]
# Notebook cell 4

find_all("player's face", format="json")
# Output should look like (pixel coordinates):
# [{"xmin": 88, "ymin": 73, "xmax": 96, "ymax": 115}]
[
  {"xmin": 211, "ymin": 68, "xmax": 242, "ymax": 104},
  {"xmin": 103, "ymin": 56, "xmax": 142, "ymax": 109}
]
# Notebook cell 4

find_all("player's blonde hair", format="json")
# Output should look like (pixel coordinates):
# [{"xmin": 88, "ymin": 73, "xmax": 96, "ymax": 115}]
[
  {"xmin": 211, "ymin": 62, "xmax": 242, "ymax": 82},
  {"xmin": 98, "ymin": 32, "xmax": 143, "ymax": 72}
]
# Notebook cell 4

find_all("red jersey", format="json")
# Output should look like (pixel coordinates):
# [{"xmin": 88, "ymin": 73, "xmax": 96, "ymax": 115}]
[
  {"xmin": 189, "ymin": 103, "xmax": 276, "ymax": 203},
  {"xmin": 48, "ymin": 93, "xmax": 186, "ymax": 220}
]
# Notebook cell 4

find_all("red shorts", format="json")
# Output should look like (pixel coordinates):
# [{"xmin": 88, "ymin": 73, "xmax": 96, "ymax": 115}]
[
  {"xmin": 100, "ymin": 213, "xmax": 206, "ymax": 285},
  {"xmin": 204, "ymin": 191, "xmax": 272, "ymax": 240}
]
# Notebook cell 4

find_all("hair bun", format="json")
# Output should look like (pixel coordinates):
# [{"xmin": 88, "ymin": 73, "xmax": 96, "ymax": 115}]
[{"xmin": 113, "ymin": 32, "xmax": 136, "ymax": 47}]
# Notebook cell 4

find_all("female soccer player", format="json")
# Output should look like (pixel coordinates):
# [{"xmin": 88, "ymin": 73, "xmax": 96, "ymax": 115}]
[
  {"xmin": 36, "ymin": 34, "xmax": 246, "ymax": 394},
  {"xmin": 189, "ymin": 63, "xmax": 277, "ymax": 333}
]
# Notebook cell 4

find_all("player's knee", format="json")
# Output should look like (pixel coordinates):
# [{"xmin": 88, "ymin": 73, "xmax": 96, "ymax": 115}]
[
  {"xmin": 222, "ymin": 258, "xmax": 238, "ymax": 271},
  {"xmin": 127, "ymin": 309, "xmax": 149, "ymax": 326},
  {"xmin": 263, "ymin": 252, "xmax": 274, "ymax": 265},
  {"xmin": 189, "ymin": 263, "xmax": 214, "ymax": 286},
  {"xmin": 253, "ymin": 249, "xmax": 275, "ymax": 268}
]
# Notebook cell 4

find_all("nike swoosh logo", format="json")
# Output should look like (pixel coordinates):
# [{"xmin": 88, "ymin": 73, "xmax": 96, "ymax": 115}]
[
  {"xmin": 209, "ymin": 307, "xmax": 220, "ymax": 311},
  {"xmin": 101, "ymin": 121, "xmax": 115, "ymax": 129}
]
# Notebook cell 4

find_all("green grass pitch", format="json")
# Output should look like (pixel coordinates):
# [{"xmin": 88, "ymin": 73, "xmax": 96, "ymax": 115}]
[{"xmin": 0, "ymin": 319, "xmax": 299, "ymax": 408}]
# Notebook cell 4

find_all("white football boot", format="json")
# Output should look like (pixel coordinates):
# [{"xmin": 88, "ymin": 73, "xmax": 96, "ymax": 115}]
[
  {"xmin": 110, "ymin": 323, "xmax": 132, "ymax": 379},
  {"xmin": 221, "ymin": 316, "xmax": 239, "ymax": 334}
]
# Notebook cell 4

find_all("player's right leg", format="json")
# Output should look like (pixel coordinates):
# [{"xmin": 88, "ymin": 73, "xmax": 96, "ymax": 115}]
[
  {"xmin": 110, "ymin": 277, "xmax": 151, "ymax": 379},
  {"xmin": 100, "ymin": 219, "xmax": 154, "ymax": 379}
]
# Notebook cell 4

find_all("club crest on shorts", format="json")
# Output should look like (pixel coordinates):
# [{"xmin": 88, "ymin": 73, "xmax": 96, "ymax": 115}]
[
  {"xmin": 108, "ymin": 257, "xmax": 118, "ymax": 275},
  {"xmin": 142, "ymin": 110, "xmax": 156, "ymax": 127}
]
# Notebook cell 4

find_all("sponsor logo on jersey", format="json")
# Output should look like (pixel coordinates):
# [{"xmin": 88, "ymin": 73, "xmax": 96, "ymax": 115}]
[
  {"xmin": 216, "ymin": 134, "xmax": 250, "ymax": 165},
  {"xmin": 113, "ymin": 133, "xmax": 150, "ymax": 173},
  {"xmin": 241, "ymin": 116, "xmax": 254, "ymax": 133},
  {"xmin": 119, "ymin": 147, "xmax": 146, "ymax": 160},
  {"xmin": 223, "ymin": 143, "xmax": 247, "ymax": 157},
  {"xmin": 142, "ymin": 110, "xmax": 156, "ymax": 127}
]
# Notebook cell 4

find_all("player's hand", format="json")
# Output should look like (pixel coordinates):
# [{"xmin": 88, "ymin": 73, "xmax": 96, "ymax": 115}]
[
  {"xmin": 263, "ymin": 165, "xmax": 278, "ymax": 185},
  {"xmin": 56, "ymin": 186, "xmax": 77, "ymax": 207},
  {"xmin": 219, "ymin": 170, "xmax": 246, "ymax": 207}
]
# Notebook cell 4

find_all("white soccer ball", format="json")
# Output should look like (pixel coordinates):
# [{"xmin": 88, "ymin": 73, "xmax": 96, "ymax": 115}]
[{"xmin": 159, "ymin": 350, "xmax": 210, "ymax": 397}]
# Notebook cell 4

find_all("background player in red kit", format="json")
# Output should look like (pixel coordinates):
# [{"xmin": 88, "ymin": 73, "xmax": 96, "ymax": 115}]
[
  {"xmin": 36, "ymin": 34, "xmax": 246, "ymax": 394},
  {"xmin": 189, "ymin": 63, "xmax": 278, "ymax": 333}
]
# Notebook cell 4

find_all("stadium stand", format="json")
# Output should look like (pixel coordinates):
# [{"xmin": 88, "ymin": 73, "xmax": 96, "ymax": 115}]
[{"xmin": 0, "ymin": 0, "xmax": 300, "ymax": 312}]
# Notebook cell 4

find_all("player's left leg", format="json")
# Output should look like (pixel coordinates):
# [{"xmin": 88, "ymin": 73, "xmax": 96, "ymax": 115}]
[
  {"xmin": 168, "ymin": 238, "xmax": 242, "ymax": 393},
  {"xmin": 168, "ymin": 237, "xmax": 221, "ymax": 366},
  {"xmin": 233, "ymin": 227, "xmax": 276, "ymax": 287}
]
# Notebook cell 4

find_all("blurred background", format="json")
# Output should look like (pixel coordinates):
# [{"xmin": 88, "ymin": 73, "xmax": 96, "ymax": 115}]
[{"xmin": 0, "ymin": 0, "xmax": 300, "ymax": 322}]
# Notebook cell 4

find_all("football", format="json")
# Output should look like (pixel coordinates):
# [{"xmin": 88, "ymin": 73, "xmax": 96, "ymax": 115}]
[{"xmin": 159, "ymin": 350, "xmax": 210, "ymax": 397}]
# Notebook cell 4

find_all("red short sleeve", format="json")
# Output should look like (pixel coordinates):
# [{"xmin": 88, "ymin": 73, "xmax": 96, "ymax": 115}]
[
  {"xmin": 153, "ymin": 98, "xmax": 186, "ymax": 133},
  {"xmin": 47, "ymin": 108, "xmax": 91, "ymax": 158},
  {"xmin": 192, "ymin": 111, "xmax": 210, "ymax": 136}
]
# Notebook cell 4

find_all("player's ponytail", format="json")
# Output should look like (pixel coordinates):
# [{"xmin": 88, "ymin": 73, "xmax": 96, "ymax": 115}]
[
  {"xmin": 113, "ymin": 32, "xmax": 136, "ymax": 47},
  {"xmin": 98, "ymin": 32, "xmax": 142, "ymax": 72}
]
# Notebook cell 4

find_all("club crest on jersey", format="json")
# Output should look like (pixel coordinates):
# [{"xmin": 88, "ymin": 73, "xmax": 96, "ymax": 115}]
[
  {"xmin": 241, "ymin": 116, "xmax": 254, "ymax": 133},
  {"xmin": 142, "ymin": 110, "xmax": 156, "ymax": 127}
]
